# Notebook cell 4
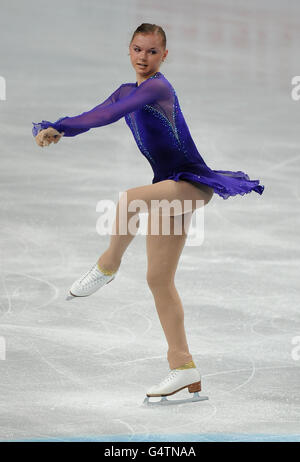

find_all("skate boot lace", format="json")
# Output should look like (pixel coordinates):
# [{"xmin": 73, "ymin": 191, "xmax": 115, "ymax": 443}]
[
  {"xmin": 159, "ymin": 369, "xmax": 179, "ymax": 387},
  {"xmin": 78, "ymin": 264, "xmax": 112, "ymax": 289}
]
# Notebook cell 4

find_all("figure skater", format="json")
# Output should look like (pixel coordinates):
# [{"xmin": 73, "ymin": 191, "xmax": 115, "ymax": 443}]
[{"xmin": 32, "ymin": 23, "xmax": 264, "ymax": 405}]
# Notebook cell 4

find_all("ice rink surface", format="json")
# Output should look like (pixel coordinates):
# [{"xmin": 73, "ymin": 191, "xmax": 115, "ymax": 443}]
[{"xmin": 0, "ymin": 0, "xmax": 299, "ymax": 442}]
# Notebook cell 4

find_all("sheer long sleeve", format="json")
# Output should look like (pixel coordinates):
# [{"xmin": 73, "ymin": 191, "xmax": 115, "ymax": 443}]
[
  {"xmin": 32, "ymin": 83, "xmax": 123, "ymax": 138},
  {"xmin": 32, "ymin": 77, "xmax": 168, "ymax": 138}
]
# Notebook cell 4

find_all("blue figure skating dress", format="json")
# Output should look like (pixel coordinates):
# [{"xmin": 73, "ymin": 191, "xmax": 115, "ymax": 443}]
[{"xmin": 32, "ymin": 71, "xmax": 264, "ymax": 199}]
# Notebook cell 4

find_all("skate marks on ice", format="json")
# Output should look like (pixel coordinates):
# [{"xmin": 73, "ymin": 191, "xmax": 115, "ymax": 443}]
[
  {"xmin": 0, "ymin": 225, "xmax": 66, "ymax": 318},
  {"xmin": 0, "ymin": 271, "xmax": 59, "ymax": 318},
  {"xmin": 102, "ymin": 381, "xmax": 216, "ymax": 440},
  {"xmin": 0, "ymin": 236, "xmax": 297, "ymax": 436},
  {"xmin": 98, "ymin": 300, "xmax": 211, "ymax": 408}
]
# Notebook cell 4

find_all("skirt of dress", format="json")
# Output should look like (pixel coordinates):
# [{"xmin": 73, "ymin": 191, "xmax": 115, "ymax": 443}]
[{"xmin": 156, "ymin": 165, "xmax": 265, "ymax": 200}]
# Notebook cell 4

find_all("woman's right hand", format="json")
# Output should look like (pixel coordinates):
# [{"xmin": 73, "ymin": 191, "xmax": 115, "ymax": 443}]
[{"xmin": 35, "ymin": 127, "xmax": 64, "ymax": 147}]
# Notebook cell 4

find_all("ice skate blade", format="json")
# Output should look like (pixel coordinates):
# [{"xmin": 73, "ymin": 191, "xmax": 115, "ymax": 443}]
[
  {"xmin": 142, "ymin": 392, "xmax": 209, "ymax": 407},
  {"xmin": 65, "ymin": 294, "xmax": 76, "ymax": 301},
  {"xmin": 65, "ymin": 292, "xmax": 90, "ymax": 300}
]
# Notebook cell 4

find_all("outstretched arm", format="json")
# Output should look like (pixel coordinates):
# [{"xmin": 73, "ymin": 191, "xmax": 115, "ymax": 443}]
[
  {"xmin": 32, "ymin": 78, "xmax": 167, "ymax": 138},
  {"xmin": 32, "ymin": 83, "xmax": 124, "ymax": 138}
]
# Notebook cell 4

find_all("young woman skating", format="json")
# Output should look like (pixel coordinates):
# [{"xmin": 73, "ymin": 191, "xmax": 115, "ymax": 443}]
[{"xmin": 33, "ymin": 23, "xmax": 264, "ymax": 404}]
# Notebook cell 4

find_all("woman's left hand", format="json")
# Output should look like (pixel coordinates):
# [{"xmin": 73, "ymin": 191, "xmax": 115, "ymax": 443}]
[{"xmin": 35, "ymin": 127, "xmax": 64, "ymax": 147}]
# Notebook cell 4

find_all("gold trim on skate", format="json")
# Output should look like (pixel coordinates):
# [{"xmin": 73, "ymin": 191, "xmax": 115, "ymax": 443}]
[
  {"xmin": 97, "ymin": 263, "xmax": 118, "ymax": 276},
  {"xmin": 175, "ymin": 360, "xmax": 196, "ymax": 370}
]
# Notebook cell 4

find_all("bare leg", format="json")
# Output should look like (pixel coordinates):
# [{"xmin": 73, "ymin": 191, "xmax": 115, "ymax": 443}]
[
  {"xmin": 146, "ymin": 211, "xmax": 195, "ymax": 369},
  {"xmin": 98, "ymin": 179, "xmax": 213, "ymax": 367},
  {"xmin": 98, "ymin": 179, "xmax": 213, "ymax": 280},
  {"xmin": 98, "ymin": 200, "xmax": 140, "ymax": 272}
]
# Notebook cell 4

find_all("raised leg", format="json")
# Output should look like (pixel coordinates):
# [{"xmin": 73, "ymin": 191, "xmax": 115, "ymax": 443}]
[
  {"xmin": 97, "ymin": 179, "xmax": 213, "ymax": 275},
  {"xmin": 98, "ymin": 201, "xmax": 140, "ymax": 273}
]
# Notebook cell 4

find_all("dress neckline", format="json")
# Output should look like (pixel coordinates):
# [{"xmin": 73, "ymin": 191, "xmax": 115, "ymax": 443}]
[{"xmin": 135, "ymin": 71, "xmax": 161, "ymax": 87}]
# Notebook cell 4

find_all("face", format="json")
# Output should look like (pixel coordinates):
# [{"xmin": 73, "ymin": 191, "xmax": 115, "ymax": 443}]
[{"xmin": 129, "ymin": 33, "xmax": 168, "ymax": 79}]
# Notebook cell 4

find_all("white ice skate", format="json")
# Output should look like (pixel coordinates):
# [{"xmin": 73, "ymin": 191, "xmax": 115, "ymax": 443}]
[
  {"xmin": 143, "ymin": 367, "xmax": 208, "ymax": 406},
  {"xmin": 66, "ymin": 262, "xmax": 118, "ymax": 300}
]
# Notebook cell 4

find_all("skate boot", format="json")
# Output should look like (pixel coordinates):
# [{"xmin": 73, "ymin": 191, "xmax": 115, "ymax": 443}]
[
  {"xmin": 66, "ymin": 262, "xmax": 118, "ymax": 300},
  {"xmin": 143, "ymin": 361, "xmax": 208, "ymax": 406}
]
